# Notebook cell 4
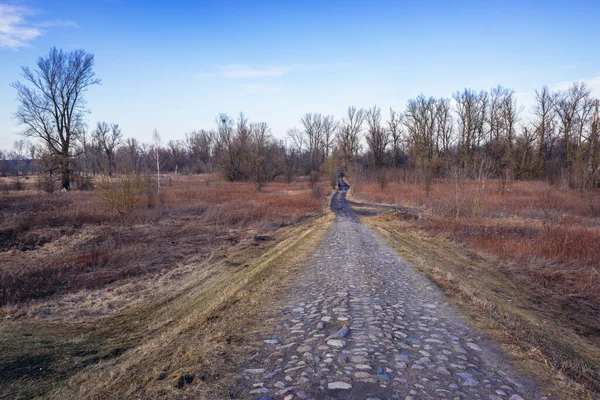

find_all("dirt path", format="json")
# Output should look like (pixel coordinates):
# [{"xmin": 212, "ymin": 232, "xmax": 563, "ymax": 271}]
[{"xmin": 237, "ymin": 183, "xmax": 543, "ymax": 400}]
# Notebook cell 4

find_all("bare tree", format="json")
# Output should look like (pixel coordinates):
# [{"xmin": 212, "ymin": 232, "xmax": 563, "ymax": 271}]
[
  {"xmin": 387, "ymin": 108, "xmax": 403, "ymax": 168},
  {"xmin": 488, "ymin": 86, "xmax": 504, "ymax": 144},
  {"xmin": 120, "ymin": 137, "xmax": 141, "ymax": 173},
  {"xmin": 185, "ymin": 130, "xmax": 213, "ymax": 172},
  {"xmin": 434, "ymin": 99, "xmax": 453, "ymax": 157},
  {"xmin": 365, "ymin": 105, "xmax": 389, "ymax": 168},
  {"xmin": 555, "ymin": 82, "xmax": 592, "ymax": 168},
  {"xmin": 404, "ymin": 95, "xmax": 439, "ymax": 196},
  {"xmin": 533, "ymin": 85, "xmax": 558, "ymax": 174},
  {"xmin": 12, "ymin": 47, "xmax": 100, "ymax": 191},
  {"xmin": 322, "ymin": 115, "xmax": 338, "ymax": 159},
  {"xmin": 500, "ymin": 89, "xmax": 520, "ymax": 152},
  {"xmin": 93, "ymin": 121, "xmax": 122, "ymax": 176},
  {"xmin": 337, "ymin": 106, "xmax": 365, "ymax": 168},
  {"xmin": 248, "ymin": 122, "xmax": 273, "ymax": 191},
  {"xmin": 301, "ymin": 113, "xmax": 324, "ymax": 172},
  {"xmin": 288, "ymin": 127, "xmax": 305, "ymax": 155},
  {"xmin": 453, "ymin": 89, "xmax": 488, "ymax": 170},
  {"xmin": 515, "ymin": 126, "xmax": 536, "ymax": 179},
  {"xmin": 215, "ymin": 113, "xmax": 248, "ymax": 181},
  {"xmin": 13, "ymin": 139, "xmax": 27, "ymax": 177},
  {"xmin": 287, "ymin": 127, "xmax": 305, "ymax": 177}
]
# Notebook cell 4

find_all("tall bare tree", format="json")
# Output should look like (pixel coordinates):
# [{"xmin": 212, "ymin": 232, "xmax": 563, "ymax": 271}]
[
  {"xmin": 123, "ymin": 137, "xmax": 141, "ymax": 173},
  {"xmin": 404, "ymin": 95, "xmax": 439, "ymax": 196},
  {"xmin": 93, "ymin": 121, "xmax": 122, "ymax": 176},
  {"xmin": 387, "ymin": 108, "xmax": 403, "ymax": 168},
  {"xmin": 12, "ymin": 47, "xmax": 100, "ymax": 190},
  {"xmin": 301, "ymin": 113, "xmax": 324, "ymax": 172},
  {"xmin": 556, "ymin": 82, "xmax": 592, "ymax": 168},
  {"xmin": 322, "ymin": 115, "xmax": 339, "ymax": 159},
  {"xmin": 533, "ymin": 85, "xmax": 558, "ymax": 174},
  {"xmin": 185, "ymin": 130, "xmax": 213, "ymax": 172},
  {"xmin": 434, "ymin": 99, "xmax": 453, "ymax": 157},
  {"xmin": 287, "ymin": 127, "xmax": 305, "ymax": 176},
  {"xmin": 337, "ymin": 106, "xmax": 365, "ymax": 168},
  {"xmin": 248, "ymin": 122, "xmax": 277, "ymax": 191},
  {"xmin": 453, "ymin": 89, "xmax": 488, "ymax": 170},
  {"xmin": 365, "ymin": 105, "xmax": 389, "ymax": 168},
  {"xmin": 215, "ymin": 113, "xmax": 247, "ymax": 181}
]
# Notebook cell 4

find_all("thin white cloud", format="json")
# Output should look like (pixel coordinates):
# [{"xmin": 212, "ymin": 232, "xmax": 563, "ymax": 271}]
[
  {"xmin": 0, "ymin": 4, "xmax": 41, "ymax": 49},
  {"xmin": 0, "ymin": 4, "xmax": 77, "ymax": 49}
]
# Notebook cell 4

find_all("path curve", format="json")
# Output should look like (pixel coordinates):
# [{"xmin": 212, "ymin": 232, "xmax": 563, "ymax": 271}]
[{"xmin": 238, "ymin": 182, "xmax": 542, "ymax": 400}]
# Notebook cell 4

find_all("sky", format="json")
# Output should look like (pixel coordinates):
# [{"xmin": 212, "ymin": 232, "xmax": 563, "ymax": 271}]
[{"xmin": 1, "ymin": 0, "xmax": 599, "ymax": 150}]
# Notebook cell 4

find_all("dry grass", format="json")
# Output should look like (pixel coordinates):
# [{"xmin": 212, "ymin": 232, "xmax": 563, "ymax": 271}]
[
  {"xmin": 352, "ymin": 179, "xmax": 600, "ymax": 302},
  {"xmin": 0, "ymin": 175, "xmax": 327, "ymax": 306},
  {"xmin": 352, "ymin": 178, "xmax": 600, "ymax": 399},
  {"xmin": 0, "ymin": 174, "xmax": 331, "ymax": 399}
]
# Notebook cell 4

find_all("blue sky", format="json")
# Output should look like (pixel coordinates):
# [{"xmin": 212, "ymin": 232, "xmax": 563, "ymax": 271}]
[{"xmin": 1, "ymin": 0, "xmax": 599, "ymax": 150}]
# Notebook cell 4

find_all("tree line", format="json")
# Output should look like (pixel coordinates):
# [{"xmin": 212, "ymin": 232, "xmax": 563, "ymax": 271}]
[{"xmin": 5, "ymin": 47, "xmax": 600, "ymax": 192}]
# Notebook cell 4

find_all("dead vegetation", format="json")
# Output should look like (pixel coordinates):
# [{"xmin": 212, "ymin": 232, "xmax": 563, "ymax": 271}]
[
  {"xmin": 352, "ymin": 178, "xmax": 600, "ymax": 399},
  {"xmin": 0, "ymin": 174, "xmax": 330, "ymax": 399}
]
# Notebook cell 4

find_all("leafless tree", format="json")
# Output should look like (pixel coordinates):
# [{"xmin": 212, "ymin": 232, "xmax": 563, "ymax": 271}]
[
  {"xmin": 93, "ymin": 121, "xmax": 122, "ymax": 176},
  {"xmin": 337, "ymin": 106, "xmax": 365, "ymax": 168},
  {"xmin": 215, "ymin": 113, "xmax": 247, "ymax": 181},
  {"xmin": 499, "ymin": 88, "xmax": 521, "ymax": 154},
  {"xmin": 387, "ymin": 108, "xmax": 403, "ymax": 168},
  {"xmin": 301, "ymin": 113, "xmax": 324, "ymax": 172},
  {"xmin": 249, "ymin": 122, "xmax": 276, "ymax": 191},
  {"xmin": 555, "ymin": 82, "xmax": 592, "ymax": 168},
  {"xmin": 365, "ymin": 105, "xmax": 389, "ymax": 168},
  {"xmin": 453, "ymin": 89, "xmax": 488, "ymax": 170},
  {"xmin": 322, "ymin": 115, "xmax": 338, "ymax": 159},
  {"xmin": 488, "ymin": 86, "xmax": 504, "ymax": 144},
  {"xmin": 167, "ymin": 140, "xmax": 186, "ymax": 174},
  {"xmin": 288, "ymin": 127, "xmax": 305, "ymax": 155},
  {"xmin": 185, "ymin": 130, "xmax": 213, "ymax": 172},
  {"xmin": 533, "ymin": 85, "xmax": 558, "ymax": 174},
  {"xmin": 123, "ymin": 137, "xmax": 141, "ymax": 173},
  {"xmin": 13, "ymin": 139, "xmax": 27, "ymax": 177},
  {"xmin": 515, "ymin": 126, "xmax": 536, "ymax": 179},
  {"xmin": 434, "ymin": 99, "xmax": 453, "ymax": 156},
  {"xmin": 12, "ymin": 47, "xmax": 100, "ymax": 190},
  {"xmin": 404, "ymin": 95, "xmax": 439, "ymax": 196}
]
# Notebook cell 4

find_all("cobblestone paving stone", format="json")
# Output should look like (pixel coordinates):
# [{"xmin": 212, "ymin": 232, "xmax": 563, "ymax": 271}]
[{"xmin": 238, "ymin": 185, "xmax": 543, "ymax": 400}]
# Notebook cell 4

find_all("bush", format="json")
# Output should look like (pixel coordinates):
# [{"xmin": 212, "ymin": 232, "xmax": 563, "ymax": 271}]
[{"xmin": 97, "ymin": 174, "xmax": 150, "ymax": 215}]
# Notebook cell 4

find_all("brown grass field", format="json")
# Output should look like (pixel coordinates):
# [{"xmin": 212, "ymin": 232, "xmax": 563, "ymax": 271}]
[
  {"xmin": 0, "ymin": 175, "xmax": 331, "ymax": 399},
  {"xmin": 351, "ymin": 178, "xmax": 600, "ymax": 398}
]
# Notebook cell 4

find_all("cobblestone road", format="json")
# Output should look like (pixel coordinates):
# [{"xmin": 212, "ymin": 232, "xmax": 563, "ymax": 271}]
[{"xmin": 238, "ymin": 185, "xmax": 542, "ymax": 400}]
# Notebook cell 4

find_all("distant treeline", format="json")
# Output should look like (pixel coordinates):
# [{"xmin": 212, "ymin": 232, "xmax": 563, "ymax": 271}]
[{"xmin": 5, "ymin": 86, "xmax": 599, "ymax": 191}]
